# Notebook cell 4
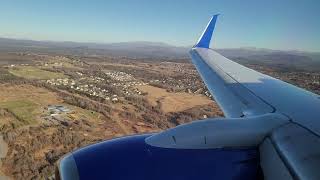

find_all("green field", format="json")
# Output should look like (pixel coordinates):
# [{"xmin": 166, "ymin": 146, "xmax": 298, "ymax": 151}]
[
  {"xmin": 0, "ymin": 100, "xmax": 38, "ymax": 124},
  {"xmin": 9, "ymin": 66, "xmax": 66, "ymax": 79}
]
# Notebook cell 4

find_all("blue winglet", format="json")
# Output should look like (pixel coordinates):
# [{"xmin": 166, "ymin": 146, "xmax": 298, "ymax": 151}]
[{"xmin": 194, "ymin": 14, "xmax": 219, "ymax": 48}]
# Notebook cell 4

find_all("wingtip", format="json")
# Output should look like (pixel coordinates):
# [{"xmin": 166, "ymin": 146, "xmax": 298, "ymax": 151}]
[
  {"xmin": 213, "ymin": 14, "xmax": 220, "ymax": 17},
  {"xmin": 194, "ymin": 14, "xmax": 220, "ymax": 49}
]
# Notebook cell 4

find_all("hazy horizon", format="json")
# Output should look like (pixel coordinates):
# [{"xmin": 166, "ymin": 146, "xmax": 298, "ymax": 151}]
[
  {"xmin": 1, "ymin": 36, "xmax": 320, "ymax": 54},
  {"xmin": 0, "ymin": 0, "xmax": 319, "ymax": 51}
]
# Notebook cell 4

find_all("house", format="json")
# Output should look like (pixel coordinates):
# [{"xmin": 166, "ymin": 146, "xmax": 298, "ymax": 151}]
[{"xmin": 47, "ymin": 105, "xmax": 71, "ymax": 116}]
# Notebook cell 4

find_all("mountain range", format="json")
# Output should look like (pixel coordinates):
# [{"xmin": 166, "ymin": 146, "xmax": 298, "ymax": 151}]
[{"xmin": 0, "ymin": 37, "xmax": 319, "ymax": 71}]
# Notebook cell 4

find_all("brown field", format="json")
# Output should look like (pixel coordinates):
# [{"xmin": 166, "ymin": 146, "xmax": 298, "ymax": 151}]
[
  {"xmin": 0, "ymin": 84, "xmax": 60, "ymax": 126},
  {"xmin": 0, "ymin": 53, "xmax": 35, "ymax": 65},
  {"xmin": 0, "ymin": 84, "xmax": 106, "ymax": 127},
  {"xmin": 8, "ymin": 66, "xmax": 66, "ymax": 80},
  {"xmin": 0, "ymin": 84, "xmax": 61, "ymax": 106},
  {"xmin": 137, "ymin": 85, "xmax": 213, "ymax": 113}
]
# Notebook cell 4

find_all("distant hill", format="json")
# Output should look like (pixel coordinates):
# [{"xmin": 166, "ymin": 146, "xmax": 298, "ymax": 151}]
[
  {"xmin": 216, "ymin": 48, "xmax": 320, "ymax": 72},
  {"xmin": 0, "ymin": 37, "xmax": 319, "ymax": 71},
  {"xmin": 0, "ymin": 38, "xmax": 189, "ymax": 59}
]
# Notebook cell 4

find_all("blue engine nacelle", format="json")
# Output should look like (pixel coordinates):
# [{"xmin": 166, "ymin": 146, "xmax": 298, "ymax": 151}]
[
  {"xmin": 56, "ymin": 114, "xmax": 290, "ymax": 179},
  {"xmin": 56, "ymin": 134, "xmax": 260, "ymax": 180}
]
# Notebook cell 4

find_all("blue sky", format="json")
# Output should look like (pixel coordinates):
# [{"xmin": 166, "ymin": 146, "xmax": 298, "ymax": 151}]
[{"xmin": 0, "ymin": 0, "xmax": 319, "ymax": 51}]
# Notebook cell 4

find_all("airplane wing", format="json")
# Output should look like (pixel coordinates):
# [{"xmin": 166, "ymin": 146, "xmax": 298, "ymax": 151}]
[
  {"xmin": 190, "ymin": 15, "xmax": 320, "ymax": 132},
  {"xmin": 57, "ymin": 15, "xmax": 320, "ymax": 180},
  {"xmin": 187, "ymin": 14, "xmax": 320, "ymax": 180}
]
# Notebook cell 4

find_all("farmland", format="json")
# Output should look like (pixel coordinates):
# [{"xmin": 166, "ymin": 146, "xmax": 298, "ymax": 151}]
[{"xmin": 8, "ymin": 66, "xmax": 66, "ymax": 80}]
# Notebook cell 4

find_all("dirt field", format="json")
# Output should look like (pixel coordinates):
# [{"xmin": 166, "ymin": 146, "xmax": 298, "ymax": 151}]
[
  {"xmin": 0, "ymin": 53, "xmax": 35, "ymax": 65},
  {"xmin": 0, "ymin": 85, "xmax": 60, "ymax": 126},
  {"xmin": 0, "ymin": 84, "xmax": 105, "ymax": 127},
  {"xmin": 137, "ymin": 85, "xmax": 213, "ymax": 113}
]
